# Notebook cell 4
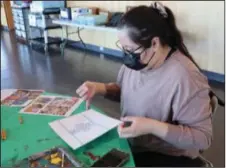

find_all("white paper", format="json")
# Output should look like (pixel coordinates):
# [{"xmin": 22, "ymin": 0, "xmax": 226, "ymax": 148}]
[{"xmin": 49, "ymin": 109, "xmax": 122, "ymax": 150}]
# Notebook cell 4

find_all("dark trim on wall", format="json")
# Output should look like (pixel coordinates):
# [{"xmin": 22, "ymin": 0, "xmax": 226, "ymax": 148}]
[
  {"xmin": 1, "ymin": 26, "xmax": 9, "ymax": 31},
  {"xmin": 202, "ymin": 70, "xmax": 225, "ymax": 83},
  {"xmin": 58, "ymin": 38, "xmax": 225, "ymax": 83}
]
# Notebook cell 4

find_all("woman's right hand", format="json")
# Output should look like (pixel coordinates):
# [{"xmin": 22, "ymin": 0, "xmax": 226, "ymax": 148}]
[{"xmin": 76, "ymin": 81, "xmax": 106, "ymax": 110}]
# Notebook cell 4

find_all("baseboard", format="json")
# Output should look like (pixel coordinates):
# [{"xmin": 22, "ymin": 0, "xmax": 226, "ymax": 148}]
[
  {"xmin": 56, "ymin": 37, "xmax": 225, "ymax": 83},
  {"xmin": 202, "ymin": 70, "xmax": 225, "ymax": 83},
  {"xmin": 1, "ymin": 26, "xmax": 9, "ymax": 31}
]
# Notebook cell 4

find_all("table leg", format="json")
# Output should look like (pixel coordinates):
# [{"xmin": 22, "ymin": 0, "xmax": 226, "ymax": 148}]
[
  {"xmin": 43, "ymin": 30, "xmax": 48, "ymax": 53},
  {"xmin": 60, "ymin": 26, "xmax": 87, "ymax": 56},
  {"xmin": 60, "ymin": 26, "xmax": 68, "ymax": 56},
  {"xmin": 28, "ymin": 26, "xmax": 33, "ymax": 47},
  {"xmin": 77, "ymin": 28, "xmax": 87, "ymax": 50},
  {"xmin": 42, "ymin": 14, "xmax": 48, "ymax": 54}
]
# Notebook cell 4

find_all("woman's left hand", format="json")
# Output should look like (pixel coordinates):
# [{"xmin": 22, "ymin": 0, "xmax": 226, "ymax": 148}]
[{"xmin": 117, "ymin": 116, "xmax": 153, "ymax": 138}]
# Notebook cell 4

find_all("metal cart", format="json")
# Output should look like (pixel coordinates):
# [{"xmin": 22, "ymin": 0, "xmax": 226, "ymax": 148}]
[{"xmin": 28, "ymin": 8, "xmax": 63, "ymax": 53}]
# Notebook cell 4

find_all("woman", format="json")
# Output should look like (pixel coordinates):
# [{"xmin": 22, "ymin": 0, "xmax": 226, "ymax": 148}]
[{"xmin": 76, "ymin": 2, "xmax": 212, "ymax": 167}]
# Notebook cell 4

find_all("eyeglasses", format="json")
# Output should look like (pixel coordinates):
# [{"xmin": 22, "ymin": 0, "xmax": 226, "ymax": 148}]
[
  {"xmin": 115, "ymin": 40, "xmax": 143, "ymax": 54},
  {"xmin": 115, "ymin": 40, "xmax": 146, "ymax": 55}
]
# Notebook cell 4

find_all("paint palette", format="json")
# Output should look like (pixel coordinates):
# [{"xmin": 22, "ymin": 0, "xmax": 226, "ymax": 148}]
[{"xmin": 14, "ymin": 147, "xmax": 85, "ymax": 167}]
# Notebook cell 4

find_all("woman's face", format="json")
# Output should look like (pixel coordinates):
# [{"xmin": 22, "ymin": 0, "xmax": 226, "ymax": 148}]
[{"xmin": 117, "ymin": 29, "xmax": 156, "ymax": 64}]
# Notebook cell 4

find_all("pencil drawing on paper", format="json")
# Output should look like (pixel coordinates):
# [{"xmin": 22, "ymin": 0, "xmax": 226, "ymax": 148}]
[{"xmin": 70, "ymin": 122, "xmax": 93, "ymax": 135}]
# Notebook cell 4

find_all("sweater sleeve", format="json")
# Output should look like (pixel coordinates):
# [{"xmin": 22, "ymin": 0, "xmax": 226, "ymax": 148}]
[
  {"xmin": 104, "ymin": 66, "xmax": 125, "ymax": 102},
  {"xmin": 164, "ymin": 74, "xmax": 213, "ymax": 150},
  {"xmin": 116, "ymin": 65, "xmax": 126, "ymax": 87}
]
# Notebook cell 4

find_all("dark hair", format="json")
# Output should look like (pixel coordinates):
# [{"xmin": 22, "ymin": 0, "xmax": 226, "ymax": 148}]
[{"xmin": 118, "ymin": 5, "xmax": 200, "ymax": 69}]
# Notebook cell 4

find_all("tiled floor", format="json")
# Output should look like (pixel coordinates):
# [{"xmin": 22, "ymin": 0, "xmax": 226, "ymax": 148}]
[{"xmin": 1, "ymin": 30, "xmax": 225, "ymax": 166}]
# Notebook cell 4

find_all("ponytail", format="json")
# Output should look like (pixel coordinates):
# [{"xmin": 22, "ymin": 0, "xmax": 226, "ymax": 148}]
[{"xmin": 164, "ymin": 7, "xmax": 201, "ymax": 69}]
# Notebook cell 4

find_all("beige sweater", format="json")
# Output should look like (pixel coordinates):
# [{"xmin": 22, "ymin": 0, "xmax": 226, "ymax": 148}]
[{"xmin": 116, "ymin": 50, "xmax": 212, "ymax": 158}]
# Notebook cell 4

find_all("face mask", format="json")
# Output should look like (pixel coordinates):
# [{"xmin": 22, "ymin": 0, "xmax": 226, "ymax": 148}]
[{"xmin": 123, "ymin": 50, "xmax": 155, "ymax": 71}]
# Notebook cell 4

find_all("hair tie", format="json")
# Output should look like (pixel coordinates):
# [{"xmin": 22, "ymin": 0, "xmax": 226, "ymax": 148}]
[{"xmin": 150, "ymin": 1, "xmax": 168, "ymax": 18}]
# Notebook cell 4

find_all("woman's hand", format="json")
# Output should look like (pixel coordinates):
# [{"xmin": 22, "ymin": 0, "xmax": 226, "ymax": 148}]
[
  {"xmin": 118, "ymin": 116, "xmax": 155, "ymax": 138},
  {"xmin": 118, "ymin": 113, "xmax": 212, "ymax": 150},
  {"xmin": 76, "ymin": 81, "xmax": 106, "ymax": 110}
]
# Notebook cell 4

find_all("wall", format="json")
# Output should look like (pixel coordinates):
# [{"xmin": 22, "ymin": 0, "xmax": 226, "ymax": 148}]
[
  {"xmin": 49, "ymin": 1, "xmax": 224, "ymax": 74},
  {"xmin": 1, "ymin": 4, "xmax": 7, "ymax": 27}
]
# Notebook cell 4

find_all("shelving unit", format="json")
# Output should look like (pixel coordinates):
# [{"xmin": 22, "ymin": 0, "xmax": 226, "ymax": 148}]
[
  {"xmin": 12, "ymin": 6, "xmax": 30, "ymax": 43},
  {"xmin": 30, "ymin": 37, "xmax": 62, "ymax": 45},
  {"xmin": 28, "ymin": 8, "xmax": 63, "ymax": 53}
]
